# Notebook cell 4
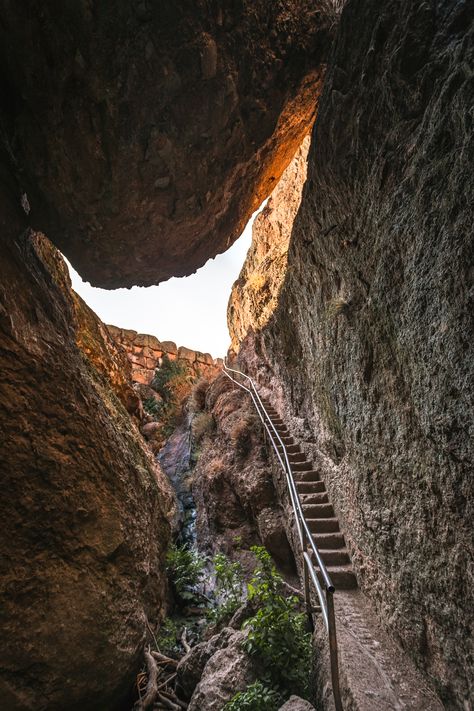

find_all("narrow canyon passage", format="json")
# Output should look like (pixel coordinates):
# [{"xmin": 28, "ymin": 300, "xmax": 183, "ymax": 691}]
[{"xmin": 0, "ymin": 1, "xmax": 472, "ymax": 711}]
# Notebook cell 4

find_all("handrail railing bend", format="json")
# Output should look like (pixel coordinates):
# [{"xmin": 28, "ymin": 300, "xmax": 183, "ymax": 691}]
[{"xmin": 223, "ymin": 360, "xmax": 343, "ymax": 711}]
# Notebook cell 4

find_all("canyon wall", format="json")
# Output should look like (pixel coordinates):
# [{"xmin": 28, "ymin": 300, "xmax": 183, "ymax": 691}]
[
  {"xmin": 108, "ymin": 325, "xmax": 222, "ymax": 386},
  {"xmin": 0, "ymin": 231, "xmax": 175, "ymax": 711},
  {"xmin": 193, "ymin": 373, "xmax": 294, "ymax": 574},
  {"xmin": 230, "ymin": 1, "xmax": 474, "ymax": 707},
  {"xmin": 0, "ymin": 1, "xmax": 334, "ymax": 287}
]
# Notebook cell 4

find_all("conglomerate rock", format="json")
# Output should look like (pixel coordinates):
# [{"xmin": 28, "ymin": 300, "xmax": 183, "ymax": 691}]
[
  {"xmin": 230, "ymin": 1, "xmax": 474, "ymax": 707},
  {"xmin": 0, "ymin": 231, "xmax": 175, "ymax": 710},
  {"xmin": 0, "ymin": 1, "xmax": 334, "ymax": 287}
]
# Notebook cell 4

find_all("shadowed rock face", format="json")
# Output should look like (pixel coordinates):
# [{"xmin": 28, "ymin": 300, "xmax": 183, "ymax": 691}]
[
  {"xmin": 0, "ymin": 1, "xmax": 332, "ymax": 287},
  {"xmin": 0, "ymin": 230, "xmax": 175, "ymax": 710},
  {"xmin": 231, "ymin": 0, "xmax": 474, "ymax": 707}
]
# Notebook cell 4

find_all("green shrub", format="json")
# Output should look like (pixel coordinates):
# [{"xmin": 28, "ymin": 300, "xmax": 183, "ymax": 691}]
[
  {"xmin": 208, "ymin": 553, "xmax": 244, "ymax": 624},
  {"xmin": 152, "ymin": 354, "xmax": 186, "ymax": 403},
  {"xmin": 224, "ymin": 681, "xmax": 281, "ymax": 711},
  {"xmin": 166, "ymin": 543, "xmax": 206, "ymax": 603},
  {"xmin": 143, "ymin": 396, "xmax": 162, "ymax": 418},
  {"xmin": 156, "ymin": 617, "xmax": 181, "ymax": 658},
  {"xmin": 243, "ymin": 547, "xmax": 311, "ymax": 698}
]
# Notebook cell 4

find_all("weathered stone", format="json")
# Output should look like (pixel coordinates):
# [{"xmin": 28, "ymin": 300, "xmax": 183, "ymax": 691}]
[
  {"xmin": 228, "ymin": 136, "xmax": 311, "ymax": 350},
  {"xmin": 196, "ymin": 351, "xmax": 214, "ymax": 366},
  {"xmin": 141, "ymin": 422, "xmax": 162, "ymax": 439},
  {"xmin": 176, "ymin": 627, "xmax": 235, "ymax": 700},
  {"xmin": 131, "ymin": 367, "xmax": 154, "ymax": 385},
  {"xmin": 278, "ymin": 697, "xmax": 316, "ymax": 711},
  {"xmin": 188, "ymin": 630, "xmax": 255, "ymax": 711},
  {"xmin": 0, "ymin": 231, "xmax": 175, "ymax": 711},
  {"xmin": 193, "ymin": 374, "xmax": 295, "ymax": 574},
  {"xmin": 0, "ymin": 3, "xmax": 336, "ymax": 287},
  {"xmin": 134, "ymin": 333, "xmax": 162, "ymax": 350},
  {"xmin": 178, "ymin": 345, "xmax": 196, "ymax": 362},
  {"xmin": 161, "ymin": 341, "xmax": 178, "ymax": 356},
  {"xmin": 256, "ymin": 507, "xmax": 294, "ymax": 572}
]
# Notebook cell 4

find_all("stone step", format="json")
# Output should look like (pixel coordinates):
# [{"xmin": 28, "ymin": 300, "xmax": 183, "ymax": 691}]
[
  {"xmin": 291, "ymin": 461, "xmax": 314, "ymax": 472},
  {"xmin": 318, "ymin": 548, "xmax": 351, "ymax": 566},
  {"xmin": 303, "ymin": 503, "xmax": 335, "ymax": 518},
  {"xmin": 298, "ymin": 491, "xmax": 329, "ymax": 505},
  {"xmin": 287, "ymin": 452, "xmax": 306, "ymax": 463},
  {"xmin": 306, "ymin": 517, "xmax": 340, "ymax": 533},
  {"xmin": 313, "ymin": 532, "xmax": 345, "ymax": 549},
  {"xmin": 277, "ymin": 443, "xmax": 300, "ymax": 454},
  {"xmin": 316, "ymin": 565, "xmax": 357, "ymax": 590},
  {"xmin": 294, "ymin": 470, "xmax": 321, "ymax": 482},
  {"xmin": 298, "ymin": 480, "xmax": 326, "ymax": 493}
]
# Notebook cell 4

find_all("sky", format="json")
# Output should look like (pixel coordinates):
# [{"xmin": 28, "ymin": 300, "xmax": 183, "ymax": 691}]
[{"xmin": 66, "ymin": 210, "xmax": 260, "ymax": 358}]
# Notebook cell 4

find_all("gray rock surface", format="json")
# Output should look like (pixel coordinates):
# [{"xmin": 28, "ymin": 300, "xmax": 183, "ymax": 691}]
[
  {"xmin": 187, "ymin": 630, "xmax": 255, "ymax": 711},
  {"xmin": 278, "ymin": 697, "xmax": 316, "ymax": 711},
  {"xmin": 176, "ymin": 626, "xmax": 235, "ymax": 700},
  {"xmin": 231, "ymin": 1, "xmax": 474, "ymax": 707}
]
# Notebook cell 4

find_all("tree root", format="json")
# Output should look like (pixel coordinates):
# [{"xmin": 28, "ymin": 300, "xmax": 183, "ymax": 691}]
[{"xmin": 134, "ymin": 648, "xmax": 159, "ymax": 710}]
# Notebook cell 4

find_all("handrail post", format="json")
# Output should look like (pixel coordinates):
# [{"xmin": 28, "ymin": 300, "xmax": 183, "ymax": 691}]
[{"xmin": 326, "ymin": 590, "xmax": 343, "ymax": 711}]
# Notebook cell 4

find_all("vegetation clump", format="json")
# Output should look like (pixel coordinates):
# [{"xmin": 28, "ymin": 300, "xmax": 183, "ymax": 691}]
[
  {"xmin": 165, "ymin": 543, "xmax": 206, "ymax": 603},
  {"xmin": 242, "ymin": 547, "xmax": 311, "ymax": 699},
  {"xmin": 224, "ymin": 680, "xmax": 281, "ymax": 711},
  {"xmin": 151, "ymin": 354, "xmax": 187, "ymax": 403},
  {"xmin": 208, "ymin": 552, "xmax": 244, "ymax": 624}
]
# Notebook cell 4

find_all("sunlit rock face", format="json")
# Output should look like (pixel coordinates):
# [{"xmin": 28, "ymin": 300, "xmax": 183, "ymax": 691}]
[
  {"xmin": 0, "ymin": 231, "xmax": 175, "ymax": 710},
  {"xmin": 228, "ymin": 135, "xmax": 310, "ymax": 350},
  {"xmin": 107, "ymin": 325, "xmax": 222, "ymax": 387},
  {"xmin": 231, "ymin": 1, "xmax": 474, "ymax": 707},
  {"xmin": 0, "ymin": 1, "xmax": 332, "ymax": 287}
]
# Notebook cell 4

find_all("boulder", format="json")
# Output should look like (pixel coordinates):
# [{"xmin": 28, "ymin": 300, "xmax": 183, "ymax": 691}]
[
  {"xmin": 0, "ymin": 232, "xmax": 175, "ymax": 710},
  {"xmin": 188, "ymin": 631, "xmax": 255, "ymax": 711},
  {"xmin": 279, "ymin": 697, "xmax": 316, "ymax": 711},
  {"xmin": 178, "ymin": 346, "xmax": 197, "ymax": 362},
  {"xmin": 0, "ymin": 3, "xmax": 336, "ymax": 286},
  {"xmin": 176, "ymin": 627, "xmax": 235, "ymax": 700}
]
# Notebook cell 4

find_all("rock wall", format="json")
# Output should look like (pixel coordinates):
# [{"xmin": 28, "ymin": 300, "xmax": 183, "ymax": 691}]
[
  {"xmin": 230, "ymin": 1, "xmax": 474, "ymax": 707},
  {"xmin": 0, "ymin": 1, "xmax": 335, "ymax": 287},
  {"xmin": 0, "ymin": 231, "xmax": 175, "ymax": 710},
  {"xmin": 193, "ymin": 373, "xmax": 294, "ymax": 574},
  {"xmin": 228, "ymin": 135, "xmax": 310, "ymax": 350},
  {"xmin": 108, "ymin": 325, "xmax": 222, "ymax": 386}
]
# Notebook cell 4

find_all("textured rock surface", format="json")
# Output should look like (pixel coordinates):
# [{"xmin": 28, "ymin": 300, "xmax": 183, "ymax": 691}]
[
  {"xmin": 0, "ymin": 231, "xmax": 175, "ymax": 710},
  {"xmin": 193, "ymin": 374, "xmax": 294, "ymax": 573},
  {"xmin": 278, "ymin": 696, "xmax": 316, "ymax": 711},
  {"xmin": 176, "ymin": 626, "xmax": 235, "ymax": 700},
  {"xmin": 228, "ymin": 135, "xmax": 310, "ymax": 350},
  {"xmin": 0, "ymin": 1, "xmax": 335, "ymax": 287},
  {"xmin": 108, "ymin": 324, "xmax": 222, "ymax": 386},
  {"xmin": 188, "ymin": 630, "xmax": 255, "ymax": 711},
  {"xmin": 231, "ymin": 1, "xmax": 474, "ymax": 706}
]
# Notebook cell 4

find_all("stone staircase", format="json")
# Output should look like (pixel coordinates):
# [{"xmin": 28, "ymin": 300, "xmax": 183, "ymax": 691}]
[
  {"xmin": 261, "ymin": 399, "xmax": 445, "ymax": 711},
  {"xmin": 261, "ymin": 400, "xmax": 357, "ymax": 590}
]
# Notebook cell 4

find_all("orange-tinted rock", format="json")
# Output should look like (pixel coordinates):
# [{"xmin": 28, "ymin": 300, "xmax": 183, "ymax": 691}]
[
  {"xmin": 0, "ymin": 231, "xmax": 175, "ymax": 710},
  {"xmin": 178, "ymin": 346, "xmax": 197, "ymax": 362},
  {"xmin": 161, "ymin": 341, "xmax": 178, "ymax": 356},
  {"xmin": 0, "ymin": 3, "xmax": 334, "ymax": 287},
  {"xmin": 228, "ymin": 136, "xmax": 310, "ymax": 350}
]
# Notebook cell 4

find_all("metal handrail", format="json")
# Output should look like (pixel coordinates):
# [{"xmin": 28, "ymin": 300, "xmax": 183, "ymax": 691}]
[{"xmin": 223, "ymin": 360, "xmax": 343, "ymax": 711}]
